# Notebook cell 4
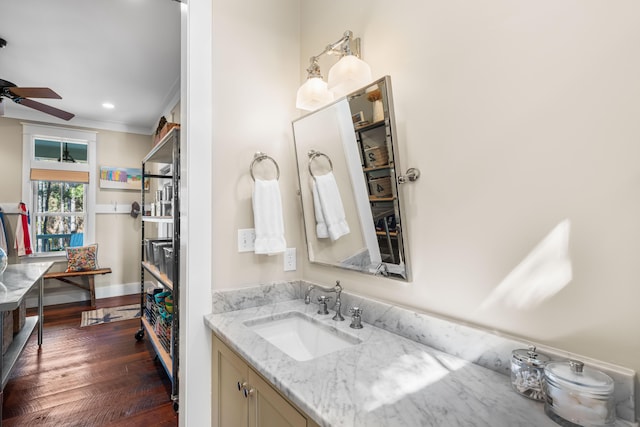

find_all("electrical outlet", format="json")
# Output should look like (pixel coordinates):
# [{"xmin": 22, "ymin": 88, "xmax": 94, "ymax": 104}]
[
  {"xmin": 284, "ymin": 247, "xmax": 296, "ymax": 271},
  {"xmin": 238, "ymin": 228, "xmax": 256, "ymax": 252}
]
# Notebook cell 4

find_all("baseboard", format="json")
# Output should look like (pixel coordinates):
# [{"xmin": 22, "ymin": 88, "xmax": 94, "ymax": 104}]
[
  {"xmin": 96, "ymin": 282, "xmax": 141, "ymax": 299},
  {"xmin": 25, "ymin": 281, "xmax": 142, "ymax": 308}
]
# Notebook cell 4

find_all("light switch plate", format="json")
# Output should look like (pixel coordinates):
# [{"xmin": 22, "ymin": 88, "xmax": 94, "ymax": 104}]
[
  {"xmin": 284, "ymin": 247, "xmax": 296, "ymax": 271},
  {"xmin": 238, "ymin": 228, "xmax": 256, "ymax": 252}
]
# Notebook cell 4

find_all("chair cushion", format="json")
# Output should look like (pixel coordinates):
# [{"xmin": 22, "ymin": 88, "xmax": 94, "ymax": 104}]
[{"xmin": 65, "ymin": 244, "xmax": 99, "ymax": 272}]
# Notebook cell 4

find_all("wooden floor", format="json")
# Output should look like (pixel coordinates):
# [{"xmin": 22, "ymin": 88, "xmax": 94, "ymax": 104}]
[{"xmin": 2, "ymin": 295, "xmax": 177, "ymax": 427}]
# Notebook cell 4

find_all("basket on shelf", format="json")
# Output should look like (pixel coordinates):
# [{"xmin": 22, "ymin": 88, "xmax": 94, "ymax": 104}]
[
  {"xmin": 154, "ymin": 118, "xmax": 180, "ymax": 145},
  {"xmin": 363, "ymin": 145, "xmax": 389, "ymax": 168},
  {"xmin": 145, "ymin": 289, "xmax": 173, "ymax": 353},
  {"xmin": 368, "ymin": 176, "xmax": 393, "ymax": 198}
]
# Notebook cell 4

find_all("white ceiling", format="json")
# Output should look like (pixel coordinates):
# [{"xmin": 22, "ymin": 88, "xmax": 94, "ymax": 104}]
[{"xmin": 0, "ymin": 0, "xmax": 181, "ymax": 135}]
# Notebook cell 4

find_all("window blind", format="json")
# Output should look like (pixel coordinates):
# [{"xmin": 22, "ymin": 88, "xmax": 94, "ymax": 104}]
[{"xmin": 30, "ymin": 168, "xmax": 90, "ymax": 183}]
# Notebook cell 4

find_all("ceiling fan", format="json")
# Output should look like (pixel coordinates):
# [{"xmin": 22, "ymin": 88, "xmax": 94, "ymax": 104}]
[{"xmin": 0, "ymin": 78, "xmax": 75, "ymax": 121}]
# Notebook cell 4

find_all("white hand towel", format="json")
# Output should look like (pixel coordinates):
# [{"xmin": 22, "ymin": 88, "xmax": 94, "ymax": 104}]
[
  {"xmin": 252, "ymin": 178, "xmax": 286, "ymax": 255},
  {"xmin": 314, "ymin": 172, "xmax": 350, "ymax": 241},
  {"xmin": 312, "ymin": 181, "xmax": 329, "ymax": 239}
]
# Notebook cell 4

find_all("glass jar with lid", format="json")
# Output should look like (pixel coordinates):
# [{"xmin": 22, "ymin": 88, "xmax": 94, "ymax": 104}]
[
  {"xmin": 543, "ymin": 359, "xmax": 615, "ymax": 426},
  {"xmin": 511, "ymin": 345, "xmax": 550, "ymax": 401}
]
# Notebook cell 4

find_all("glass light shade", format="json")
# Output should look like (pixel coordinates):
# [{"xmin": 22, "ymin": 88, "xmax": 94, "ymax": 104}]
[
  {"xmin": 327, "ymin": 55, "xmax": 373, "ymax": 97},
  {"xmin": 296, "ymin": 77, "xmax": 334, "ymax": 111}
]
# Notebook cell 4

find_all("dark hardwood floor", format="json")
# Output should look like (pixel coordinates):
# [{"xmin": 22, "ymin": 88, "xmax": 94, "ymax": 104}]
[{"xmin": 2, "ymin": 295, "xmax": 178, "ymax": 427}]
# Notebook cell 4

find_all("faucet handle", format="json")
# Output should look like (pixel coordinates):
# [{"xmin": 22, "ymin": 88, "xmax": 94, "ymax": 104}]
[
  {"xmin": 349, "ymin": 306, "xmax": 363, "ymax": 329},
  {"xmin": 317, "ymin": 295, "xmax": 331, "ymax": 315}
]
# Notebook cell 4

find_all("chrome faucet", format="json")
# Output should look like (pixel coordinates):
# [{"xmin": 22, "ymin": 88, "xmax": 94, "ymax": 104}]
[{"xmin": 304, "ymin": 281, "xmax": 345, "ymax": 321}]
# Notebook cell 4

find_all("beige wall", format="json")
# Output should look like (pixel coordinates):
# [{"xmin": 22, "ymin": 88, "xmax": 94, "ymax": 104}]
[
  {"xmin": 0, "ymin": 118, "xmax": 23, "ymax": 202},
  {"xmin": 207, "ymin": 1, "xmax": 640, "ymax": 377},
  {"xmin": 297, "ymin": 1, "xmax": 640, "ymax": 377},
  {"xmin": 94, "ymin": 129, "xmax": 151, "ymax": 286},
  {"xmin": 211, "ymin": 0, "xmax": 303, "ymax": 287},
  {"xmin": 0, "ymin": 118, "xmax": 25, "ymax": 263},
  {"xmin": 0, "ymin": 116, "xmax": 151, "ymax": 290}
]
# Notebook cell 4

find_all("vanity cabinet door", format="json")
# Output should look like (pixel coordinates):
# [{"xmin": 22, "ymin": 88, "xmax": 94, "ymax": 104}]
[
  {"xmin": 212, "ymin": 335, "xmax": 249, "ymax": 427},
  {"xmin": 212, "ymin": 334, "xmax": 319, "ymax": 427},
  {"xmin": 249, "ymin": 369, "xmax": 306, "ymax": 427}
]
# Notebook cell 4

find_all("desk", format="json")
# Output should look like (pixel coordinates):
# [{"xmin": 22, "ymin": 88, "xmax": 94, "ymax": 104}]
[{"xmin": 0, "ymin": 262, "xmax": 53, "ymax": 420}]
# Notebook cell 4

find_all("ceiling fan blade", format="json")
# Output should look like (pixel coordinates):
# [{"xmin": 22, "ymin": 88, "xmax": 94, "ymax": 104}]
[
  {"xmin": 16, "ymin": 98, "xmax": 75, "ymax": 121},
  {"xmin": 9, "ymin": 87, "xmax": 62, "ymax": 99}
]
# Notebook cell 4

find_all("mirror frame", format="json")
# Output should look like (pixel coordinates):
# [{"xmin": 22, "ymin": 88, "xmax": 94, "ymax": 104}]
[{"xmin": 292, "ymin": 76, "xmax": 412, "ymax": 281}]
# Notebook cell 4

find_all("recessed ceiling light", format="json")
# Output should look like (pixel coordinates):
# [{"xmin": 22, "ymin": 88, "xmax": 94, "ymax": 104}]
[{"xmin": 102, "ymin": 102, "xmax": 115, "ymax": 109}]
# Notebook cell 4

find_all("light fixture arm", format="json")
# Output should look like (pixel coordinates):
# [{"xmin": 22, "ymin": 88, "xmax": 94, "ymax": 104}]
[
  {"xmin": 306, "ymin": 30, "xmax": 362, "ymax": 78},
  {"xmin": 297, "ymin": 30, "xmax": 369, "ymax": 111},
  {"xmin": 323, "ymin": 30, "xmax": 353, "ymax": 57}
]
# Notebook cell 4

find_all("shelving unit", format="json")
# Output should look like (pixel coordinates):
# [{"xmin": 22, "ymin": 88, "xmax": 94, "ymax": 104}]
[
  {"xmin": 135, "ymin": 127, "xmax": 180, "ymax": 412},
  {"xmin": 354, "ymin": 116, "xmax": 400, "ymax": 264}
]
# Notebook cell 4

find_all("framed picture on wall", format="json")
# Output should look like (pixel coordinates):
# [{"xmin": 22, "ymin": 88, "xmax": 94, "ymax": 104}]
[{"xmin": 99, "ymin": 166, "xmax": 150, "ymax": 191}]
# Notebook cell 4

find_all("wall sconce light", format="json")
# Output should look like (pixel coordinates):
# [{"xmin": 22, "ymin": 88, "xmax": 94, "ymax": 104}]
[
  {"xmin": 296, "ymin": 30, "xmax": 373, "ymax": 112},
  {"xmin": 296, "ymin": 57, "xmax": 334, "ymax": 112}
]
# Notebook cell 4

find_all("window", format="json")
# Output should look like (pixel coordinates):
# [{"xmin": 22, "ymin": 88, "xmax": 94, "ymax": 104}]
[
  {"xmin": 22, "ymin": 124, "xmax": 97, "ymax": 256},
  {"xmin": 34, "ymin": 139, "xmax": 88, "ymax": 163},
  {"xmin": 32, "ymin": 180, "xmax": 86, "ymax": 253}
]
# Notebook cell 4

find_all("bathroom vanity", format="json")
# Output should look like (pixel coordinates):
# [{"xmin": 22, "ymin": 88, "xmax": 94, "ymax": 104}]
[
  {"xmin": 212, "ymin": 334, "xmax": 320, "ymax": 427},
  {"xmin": 207, "ymin": 300, "xmax": 556, "ymax": 426},
  {"xmin": 206, "ymin": 283, "xmax": 636, "ymax": 427}
]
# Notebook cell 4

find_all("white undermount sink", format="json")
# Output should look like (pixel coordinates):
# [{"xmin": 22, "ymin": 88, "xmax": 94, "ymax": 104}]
[{"xmin": 244, "ymin": 311, "xmax": 361, "ymax": 361}]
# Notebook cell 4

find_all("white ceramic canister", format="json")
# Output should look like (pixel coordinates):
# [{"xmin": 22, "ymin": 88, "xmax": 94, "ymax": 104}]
[
  {"xmin": 543, "ymin": 360, "xmax": 615, "ymax": 426},
  {"xmin": 511, "ymin": 345, "xmax": 550, "ymax": 401},
  {"xmin": 163, "ymin": 184, "xmax": 173, "ymax": 201}
]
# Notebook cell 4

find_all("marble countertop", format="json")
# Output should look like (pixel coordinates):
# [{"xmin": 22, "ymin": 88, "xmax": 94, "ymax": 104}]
[
  {"xmin": 0, "ymin": 262, "xmax": 53, "ymax": 311},
  {"xmin": 206, "ymin": 299, "xmax": 566, "ymax": 427}
]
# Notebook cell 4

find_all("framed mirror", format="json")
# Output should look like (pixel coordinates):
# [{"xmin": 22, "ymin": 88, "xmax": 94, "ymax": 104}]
[{"xmin": 292, "ymin": 76, "xmax": 411, "ymax": 280}]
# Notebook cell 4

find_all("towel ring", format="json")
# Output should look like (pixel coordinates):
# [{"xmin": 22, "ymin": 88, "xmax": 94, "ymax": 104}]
[
  {"xmin": 307, "ymin": 149, "xmax": 333, "ymax": 178},
  {"xmin": 250, "ymin": 151, "xmax": 280, "ymax": 181}
]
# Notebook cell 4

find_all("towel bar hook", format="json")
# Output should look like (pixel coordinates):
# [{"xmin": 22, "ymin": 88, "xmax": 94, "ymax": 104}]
[
  {"xmin": 250, "ymin": 151, "xmax": 280, "ymax": 181},
  {"xmin": 307, "ymin": 149, "xmax": 333, "ymax": 178}
]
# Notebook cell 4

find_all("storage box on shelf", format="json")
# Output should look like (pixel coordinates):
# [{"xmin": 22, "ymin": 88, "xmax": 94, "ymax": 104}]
[
  {"xmin": 2, "ymin": 311, "xmax": 13, "ymax": 355},
  {"xmin": 363, "ymin": 145, "xmax": 388, "ymax": 168},
  {"xmin": 163, "ymin": 247, "xmax": 174, "ymax": 279},
  {"xmin": 368, "ymin": 176, "xmax": 393, "ymax": 198},
  {"xmin": 12, "ymin": 300, "xmax": 25, "ymax": 334},
  {"xmin": 144, "ymin": 238, "xmax": 171, "ymax": 264},
  {"xmin": 152, "ymin": 241, "xmax": 172, "ymax": 270}
]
